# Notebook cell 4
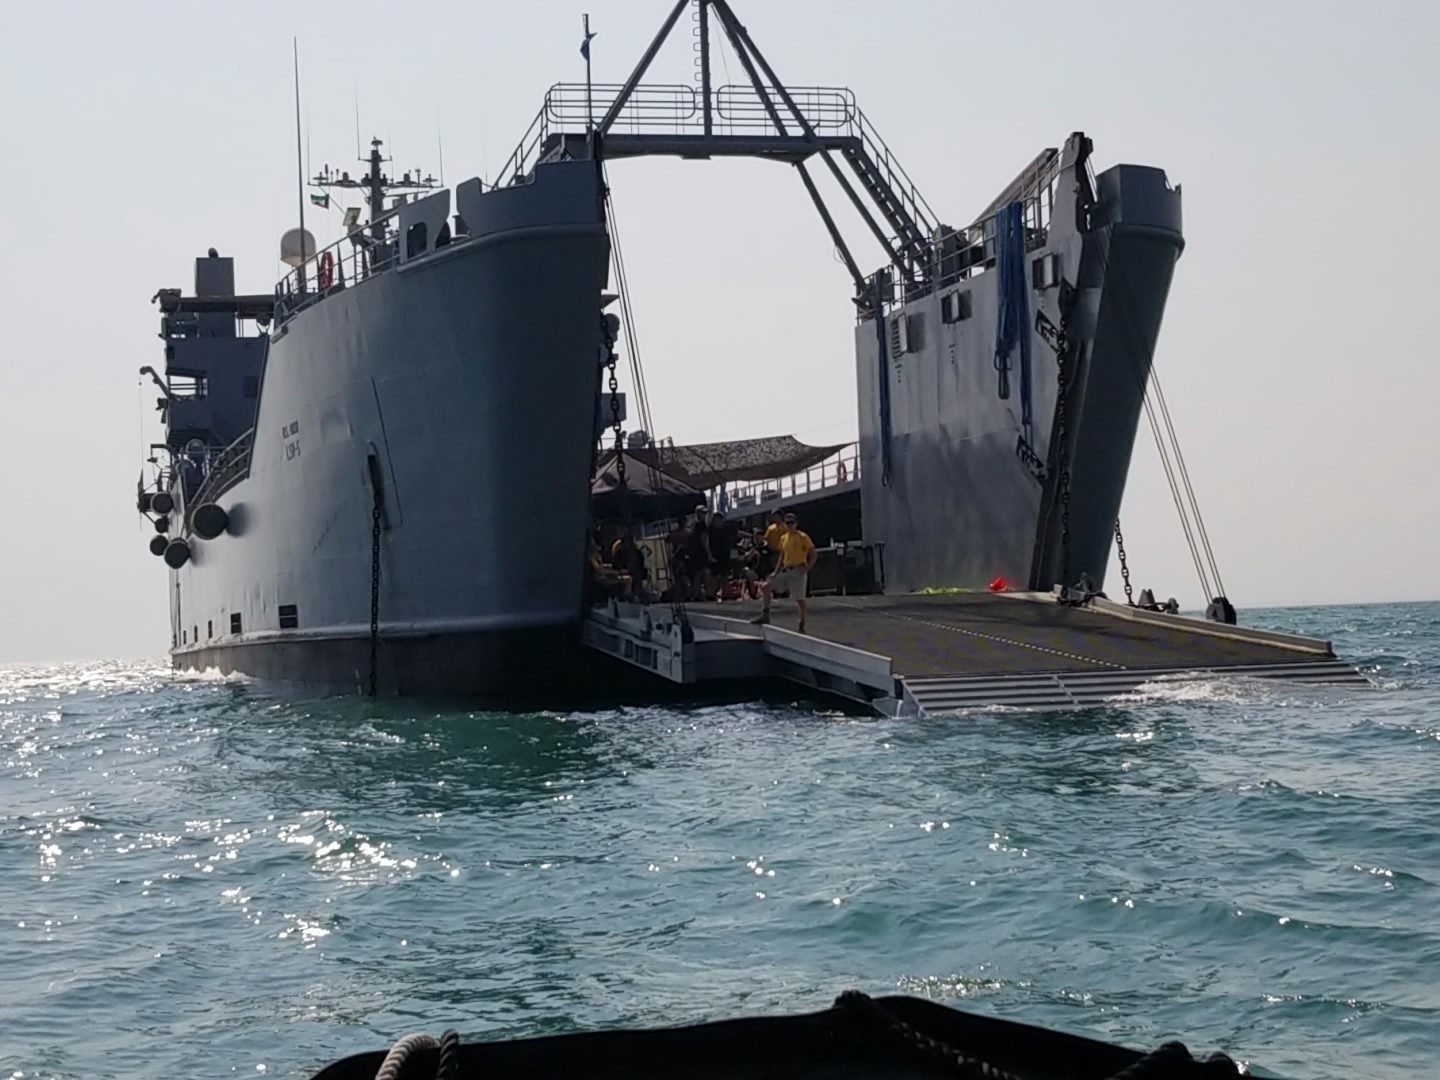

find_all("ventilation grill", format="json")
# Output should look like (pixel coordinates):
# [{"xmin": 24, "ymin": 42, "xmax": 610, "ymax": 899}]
[
  {"xmin": 889, "ymin": 314, "xmax": 907, "ymax": 355},
  {"xmin": 1032, "ymin": 253, "xmax": 1060, "ymax": 290},
  {"xmin": 278, "ymin": 604, "xmax": 299, "ymax": 630},
  {"xmin": 230, "ymin": 613, "xmax": 242, "ymax": 635},
  {"xmin": 889, "ymin": 313, "xmax": 921, "ymax": 355},
  {"xmin": 941, "ymin": 290, "xmax": 972, "ymax": 323}
]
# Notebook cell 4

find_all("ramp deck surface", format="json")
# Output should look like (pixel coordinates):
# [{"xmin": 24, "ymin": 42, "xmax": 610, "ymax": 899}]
[
  {"xmin": 585, "ymin": 593, "xmax": 1366, "ymax": 715},
  {"xmin": 690, "ymin": 593, "xmax": 1331, "ymax": 677}
]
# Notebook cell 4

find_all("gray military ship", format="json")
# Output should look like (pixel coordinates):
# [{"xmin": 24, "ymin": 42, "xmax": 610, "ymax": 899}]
[
  {"xmin": 137, "ymin": 0, "xmax": 1196, "ymax": 698},
  {"xmin": 140, "ymin": 136, "xmax": 611, "ymax": 694}
]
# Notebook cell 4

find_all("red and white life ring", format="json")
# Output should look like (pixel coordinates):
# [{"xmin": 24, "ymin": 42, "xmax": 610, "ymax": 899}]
[
  {"xmin": 317, "ymin": 250, "xmax": 334, "ymax": 291},
  {"xmin": 837, "ymin": 460, "xmax": 848, "ymax": 483}
]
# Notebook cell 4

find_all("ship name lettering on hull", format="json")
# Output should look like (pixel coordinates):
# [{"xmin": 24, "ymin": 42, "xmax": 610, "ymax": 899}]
[{"xmin": 281, "ymin": 420, "xmax": 301, "ymax": 461}]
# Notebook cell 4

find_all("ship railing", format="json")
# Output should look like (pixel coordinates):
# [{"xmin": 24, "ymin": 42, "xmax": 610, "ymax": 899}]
[
  {"xmin": 847, "ymin": 103, "xmax": 940, "ymax": 251},
  {"xmin": 497, "ymin": 83, "xmax": 949, "ymax": 305},
  {"xmin": 184, "ymin": 428, "xmax": 254, "ymax": 522},
  {"xmin": 724, "ymin": 443, "xmax": 860, "ymax": 512},
  {"xmin": 866, "ymin": 152, "xmax": 1063, "ymax": 315},
  {"xmin": 273, "ymin": 203, "xmax": 407, "ymax": 324},
  {"xmin": 492, "ymin": 82, "xmax": 860, "ymax": 186}
]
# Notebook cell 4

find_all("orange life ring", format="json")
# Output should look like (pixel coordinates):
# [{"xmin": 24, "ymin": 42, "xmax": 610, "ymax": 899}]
[
  {"xmin": 317, "ymin": 250, "xmax": 334, "ymax": 291},
  {"xmin": 837, "ymin": 460, "xmax": 848, "ymax": 483}
]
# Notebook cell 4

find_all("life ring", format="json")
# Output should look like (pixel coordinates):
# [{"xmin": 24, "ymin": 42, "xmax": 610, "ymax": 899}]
[
  {"xmin": 837, "ymin": 460, "xmax": 848, "ymax": 483},
  {"xmin": 317, "ymin": 250, "xmax": 334, "ymax": 291}
]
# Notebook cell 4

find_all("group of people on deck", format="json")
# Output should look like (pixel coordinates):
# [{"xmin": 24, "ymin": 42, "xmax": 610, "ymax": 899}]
[{"xmin": 589, "ymin": 506, "xmax": 818, "ymax": 633}]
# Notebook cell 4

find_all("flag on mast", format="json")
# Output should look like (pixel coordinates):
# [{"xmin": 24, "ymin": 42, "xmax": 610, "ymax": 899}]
[
  {"xmin": 309, "ymin": 193, "xmax": 330, "ymax": 208},
  {"xmin": 580, "ymin": 25, "xmax": 596, "ymax": 60}
]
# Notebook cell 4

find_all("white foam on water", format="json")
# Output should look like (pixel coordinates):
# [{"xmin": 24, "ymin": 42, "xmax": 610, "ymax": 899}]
[
  {"xmin": 169, "ymin": 665, "xmax": 255, "ymax": 686},
  {"xmin": 1109, "ymin": 673, "xmax": 1275, "ymax": 706}
]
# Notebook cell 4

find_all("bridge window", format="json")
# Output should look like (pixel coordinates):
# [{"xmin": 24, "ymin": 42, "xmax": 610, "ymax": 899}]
[
  {"xmin": 169, "ymin": 371, "xmax": 208, "ymax": 400},
  {"xmin": 230, "ymin": 612, "xmax": 242, "ymax": 634}
]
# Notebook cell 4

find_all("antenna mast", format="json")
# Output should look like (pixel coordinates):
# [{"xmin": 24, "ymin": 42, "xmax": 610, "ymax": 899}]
[
  {"xmin": 311, "ymin": 139, "xmax": 440, "ymax": 246},
  {"xmin": 292, "ymin": 38, "xmax": 308, "ymax": 291}
]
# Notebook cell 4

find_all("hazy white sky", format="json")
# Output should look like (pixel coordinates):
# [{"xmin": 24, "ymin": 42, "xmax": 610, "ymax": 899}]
[{"xmin": 1, "ymin": 0, "xmax": 1437, "ymax": 662}]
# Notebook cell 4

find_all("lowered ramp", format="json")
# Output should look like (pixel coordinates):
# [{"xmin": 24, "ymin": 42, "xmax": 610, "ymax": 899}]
[{"xmin": 583, "ymin": 592, "xmax": 1369, "ymax": 716}]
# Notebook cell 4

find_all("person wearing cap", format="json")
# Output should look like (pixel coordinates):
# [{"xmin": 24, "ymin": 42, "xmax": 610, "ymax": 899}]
[{"xmin": 752, "ymin": 512, "xmax": 817, "ymax": 633}]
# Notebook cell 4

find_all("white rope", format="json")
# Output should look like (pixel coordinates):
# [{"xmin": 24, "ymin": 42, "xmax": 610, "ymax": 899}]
[{"xmin": 374, "ymin": 1033, "xmax": 438, "ymax": 1080}]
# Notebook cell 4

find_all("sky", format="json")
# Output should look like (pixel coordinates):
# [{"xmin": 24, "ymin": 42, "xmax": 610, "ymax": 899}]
[{"xmin": 1, "ymin": 0, "xmax": 1437, "ymax": 662}]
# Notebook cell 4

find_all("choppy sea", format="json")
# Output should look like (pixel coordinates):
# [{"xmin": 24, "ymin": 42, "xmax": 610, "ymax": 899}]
[{"xmin": 3, "ymin": 602, "xmax": 1437, "ymax": 1079}]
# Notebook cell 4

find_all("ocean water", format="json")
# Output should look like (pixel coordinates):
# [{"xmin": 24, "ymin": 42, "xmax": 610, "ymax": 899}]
[{"xmin": 2, "ymin": 602, "xmax": 1437, "ymax": 1079}]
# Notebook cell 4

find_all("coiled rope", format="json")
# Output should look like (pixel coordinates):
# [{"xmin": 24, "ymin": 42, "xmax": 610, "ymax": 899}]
[{"xmin": 372, "ymin": 1029, "xmax": 459, "ymax": 1080}]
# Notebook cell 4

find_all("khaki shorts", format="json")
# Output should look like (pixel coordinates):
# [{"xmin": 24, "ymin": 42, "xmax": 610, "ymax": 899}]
[{"xmin": 770, "ymin": 565, "xmax": 808, "ymax": 597}]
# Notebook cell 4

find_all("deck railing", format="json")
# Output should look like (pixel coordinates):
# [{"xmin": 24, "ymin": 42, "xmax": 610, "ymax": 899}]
[
  {"xmin": 724, "ymin": 442, "xmax": 860, "ymax": 513},
  {"xmin": 272, "ymin": 204, "xmax": 407, "ymax": 324},
  {"xmin": 495, "ymin": 83, "xmax": 860, "ymax": 185},
  {"xmin": 184, "ymin": 428, "xmax": 254, "ymax": 522}
]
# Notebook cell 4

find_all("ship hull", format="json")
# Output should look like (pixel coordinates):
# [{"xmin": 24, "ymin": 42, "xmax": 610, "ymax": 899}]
[
  {"xmin": 855, "ymin": 143, "xmax": 1183, "ymax": 594},
  {"xmin": 167, "ymin": 161, "xmax": 610, "ymax": 695},
  {"xmin": 173, "ymin": 625, "xmax": 582, "ymax": 697}
]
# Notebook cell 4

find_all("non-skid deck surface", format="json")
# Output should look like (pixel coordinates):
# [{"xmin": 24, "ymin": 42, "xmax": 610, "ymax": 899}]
[{"xmin": 692, "ymin": 593, "xmax": 1327, "ymax": 678}]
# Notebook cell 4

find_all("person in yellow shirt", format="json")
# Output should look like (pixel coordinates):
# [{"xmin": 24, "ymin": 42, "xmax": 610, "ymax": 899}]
[
  {"xmin": 752, "ymin": 512, "xmax": 817, "ymax": 633},
  {"xmin": 760, "ymin": 509, "xmax": 785, "ymax": 579}
]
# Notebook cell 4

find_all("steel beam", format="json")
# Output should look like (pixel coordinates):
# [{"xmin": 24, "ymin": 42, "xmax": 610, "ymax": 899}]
[
  {"xmin": 796, "ymin": 163, "xmax": 866, "ymax": 294},
  {"xmin": 597, "ymin": 0, "xmax": 691, "ymax": 138},
  {"xmin": 698, "ymin": 0, "xmax": 713, "ymax": 138},
  {"xmin": 711, "ymin": 0, "xmax": 913, "ymax": 282}
]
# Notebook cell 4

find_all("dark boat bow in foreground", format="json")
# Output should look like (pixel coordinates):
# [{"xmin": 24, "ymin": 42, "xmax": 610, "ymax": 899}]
[{"xmin": 306, "ymin": 992, "xmax": 1246, "ymax": 1079}]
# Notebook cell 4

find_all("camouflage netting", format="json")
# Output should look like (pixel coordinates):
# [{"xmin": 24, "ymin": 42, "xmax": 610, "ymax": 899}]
[{"xmin": 602, "ymin": 436, "xmax": 848, "ymax": 491}]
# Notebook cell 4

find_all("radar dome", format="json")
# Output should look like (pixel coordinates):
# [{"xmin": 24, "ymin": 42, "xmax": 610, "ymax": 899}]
[{"xmin": 280, "ymin": 227, "xmax": 318, "ymax": 267}]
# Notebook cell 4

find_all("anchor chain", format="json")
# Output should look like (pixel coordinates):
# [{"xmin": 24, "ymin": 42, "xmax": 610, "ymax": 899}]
[
  {"xmin": 366, "ymin": 454, "xmax": 383, "ymax": 697},
  {"xmin": 606, "ymin": 320, "xmax": 626, "ymax": 494},
  {"xmin": 368, "ymin": 497, "xmax": 381, "ymax": 696},
  {"xmin": 1115, "ymin": 518, "xmax": 1135, "ymax": 606},
  {"xmin": 1053, "ymin": 311, "xmax": 1073, "ymax": 593}
]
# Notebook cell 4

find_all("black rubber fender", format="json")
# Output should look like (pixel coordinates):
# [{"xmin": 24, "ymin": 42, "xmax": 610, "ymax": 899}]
[
  {"xmin": 162, "ymin": 538, "xmax": 191, "ymax": 569},
  {"xmin": 192, "ymin": 503, "xmax": 229, "ymax": 541}
]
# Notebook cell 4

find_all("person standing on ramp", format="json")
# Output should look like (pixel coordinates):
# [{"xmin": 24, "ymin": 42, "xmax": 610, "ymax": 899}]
[{"xmin": 752, "ymin": 512, "xmax": 817, "ymax": 633}]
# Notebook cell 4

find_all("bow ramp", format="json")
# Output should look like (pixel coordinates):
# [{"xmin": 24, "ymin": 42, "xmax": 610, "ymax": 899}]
[{"xmin": 583, "ymin": 593, "xmax": 1369, "ymax": 715}]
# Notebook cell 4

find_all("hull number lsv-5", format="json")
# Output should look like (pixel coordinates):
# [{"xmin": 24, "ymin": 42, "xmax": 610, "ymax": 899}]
[{"xmin": 281, "ymin": 420, "xmax": 301, "ymax": 462}]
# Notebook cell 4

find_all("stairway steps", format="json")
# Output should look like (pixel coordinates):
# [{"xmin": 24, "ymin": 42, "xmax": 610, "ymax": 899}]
[{"xmin": 904, "ymin": 661, "xmax": 1372, "ymax": 714}]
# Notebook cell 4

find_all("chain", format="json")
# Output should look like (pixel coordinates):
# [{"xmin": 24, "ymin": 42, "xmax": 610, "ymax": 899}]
[
  {"xmin": 605, "ymin": 316, "xmax": 625, "ymax": 494},
  {"xmin": 368, "ymin": 492, "xmax": 381, "ymax": 697},
  {"xmin": 1054, "ymin": 311, "xmax": 1073, "ymax": 591},
  {"xmin": 1114, "ymin": 518, "xmax": 1135, "ymax": 605}
]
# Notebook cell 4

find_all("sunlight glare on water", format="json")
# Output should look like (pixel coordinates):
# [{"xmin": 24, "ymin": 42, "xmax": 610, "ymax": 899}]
[{"xmin": 2, "ymin": 603, "xmax": 1438, "ymax": 1079}]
